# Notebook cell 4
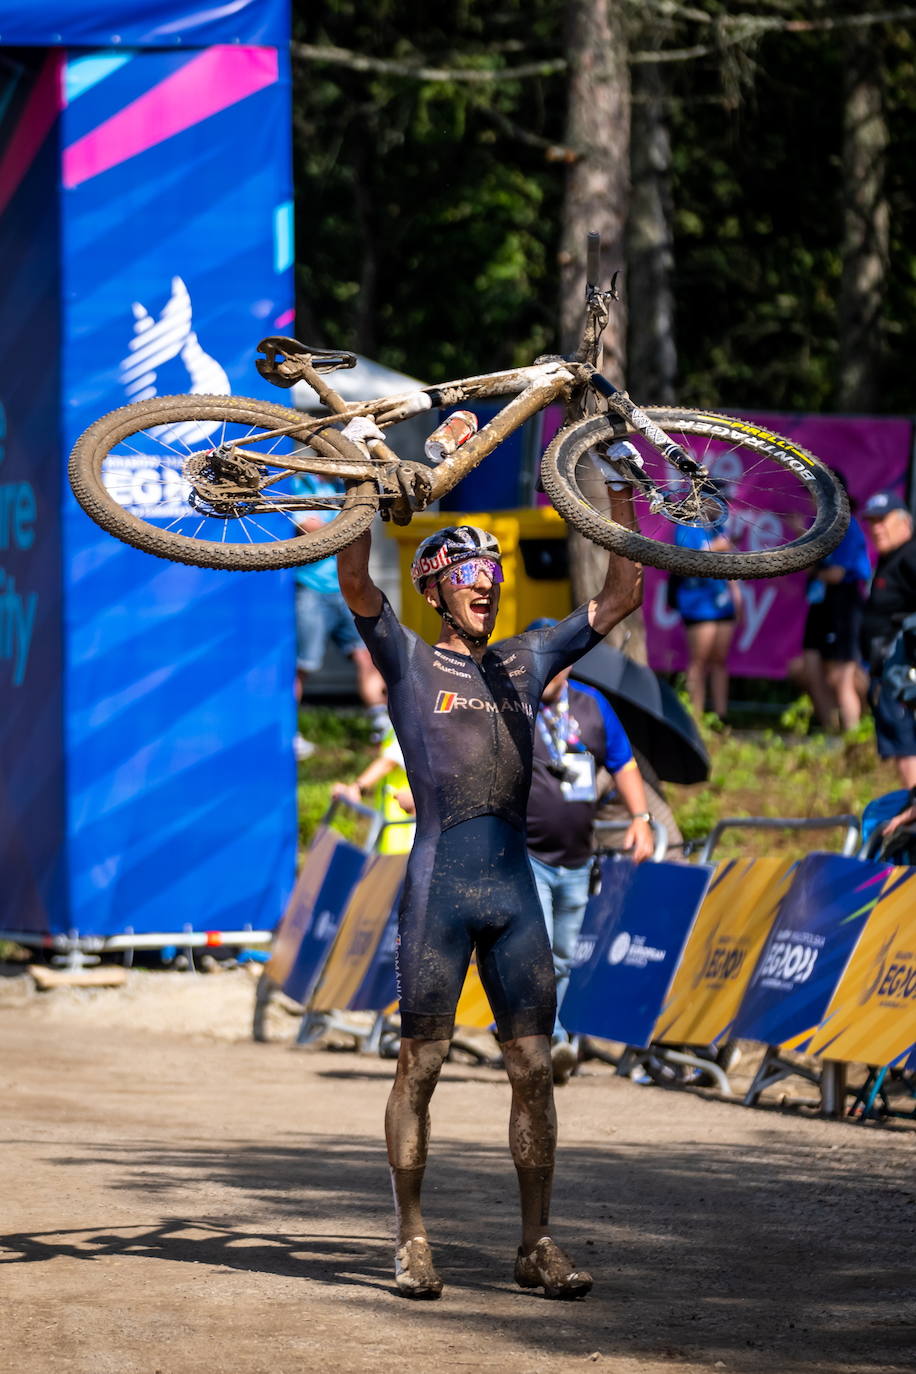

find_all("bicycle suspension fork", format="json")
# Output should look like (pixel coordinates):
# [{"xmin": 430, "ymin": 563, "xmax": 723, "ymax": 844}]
[{"xmin": 583, "ymin": 367, "xmax": 708, "ymax": 480}]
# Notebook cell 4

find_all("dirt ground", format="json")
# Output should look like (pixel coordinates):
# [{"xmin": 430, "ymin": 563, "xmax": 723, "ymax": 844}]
[{"xmin": 0, "ymin": 965, "xmax": 913, "ymax": 1374}]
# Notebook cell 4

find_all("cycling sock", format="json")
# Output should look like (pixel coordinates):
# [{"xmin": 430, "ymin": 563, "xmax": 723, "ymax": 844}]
[
  {"xmin": 515, "ymin": 1163, "xmax": 554, "ymax": 1253},
  {"xmin": 390, "ymin": 1164, "xmax": 428, "ymax": 1244}
]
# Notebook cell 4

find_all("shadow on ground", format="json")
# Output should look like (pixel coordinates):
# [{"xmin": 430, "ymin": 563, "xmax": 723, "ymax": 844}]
[{"xmin": 2, "ymin": 1131, "xmax": 913, "ymax": 1371}]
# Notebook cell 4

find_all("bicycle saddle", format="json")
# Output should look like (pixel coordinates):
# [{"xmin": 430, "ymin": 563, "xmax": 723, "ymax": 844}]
[{"xmin": 255, "ymin": 336, "xmax": 358, "ymax": 388}]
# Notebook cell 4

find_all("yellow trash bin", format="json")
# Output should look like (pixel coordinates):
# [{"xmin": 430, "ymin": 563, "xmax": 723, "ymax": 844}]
[{"xmin": 385, "ymin": 507, "xmax": 573, "ymax": 641}]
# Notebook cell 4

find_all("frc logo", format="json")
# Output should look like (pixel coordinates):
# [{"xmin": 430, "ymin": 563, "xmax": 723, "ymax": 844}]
[{"xmin": 434, "ymin": 691, "xmax": 457, "ymax": 713}]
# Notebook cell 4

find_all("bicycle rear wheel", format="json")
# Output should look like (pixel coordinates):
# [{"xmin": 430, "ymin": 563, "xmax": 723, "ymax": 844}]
[
  {"xmin": 540, "ymin": 410, "xmax": 848, "ymax": 578},
  {"xmin": 69, "ymin": 394, "xmax": 380, "ymax": 571}
]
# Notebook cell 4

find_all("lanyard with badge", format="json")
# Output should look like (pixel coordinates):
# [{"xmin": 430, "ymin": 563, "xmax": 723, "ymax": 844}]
[{"xmin": 537, "ymin": 686, "xmax": 597, "ymax": 802}]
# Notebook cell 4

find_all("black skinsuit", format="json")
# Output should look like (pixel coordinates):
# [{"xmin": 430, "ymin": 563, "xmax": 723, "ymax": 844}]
[{"xmin": 354, "ymin": 597, "xmax": 601, "ymax": 1041}]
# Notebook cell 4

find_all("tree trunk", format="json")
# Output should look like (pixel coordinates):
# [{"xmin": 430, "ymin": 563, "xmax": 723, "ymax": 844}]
[
  {"xmin": 560, "ymin": 0, "xmax": 645, "ymax": 663},
  {"xmin": 627, "ymin": 55, "xmax": 676, "ymax": 405},
  {"xmin": 838, "ymin": 28, "xmax": 888, "ymax": 410},
  {"xmin": 559, "ymin": 0, "xmax": 629, "ymax": 367}
]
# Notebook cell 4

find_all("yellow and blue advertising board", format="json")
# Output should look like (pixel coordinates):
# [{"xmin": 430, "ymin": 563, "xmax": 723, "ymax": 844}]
[
  {"xmin": 266, "ymin": 828, "xmax": 366, "ymax": 1005},
  {"xmin": 805, "ymin": 866, "xmax": 916, "ymax": 1067},
  {"xmin": 733, "ymin": 854, "xmax": 888, "ymax": 1051},
  {"xmin": 653, "ymin": 857, "xmax": 795, "ymax": 1047},
  {"xmin": 309, "ymin": 854, "xmax": 406, "ymax": 1014}
]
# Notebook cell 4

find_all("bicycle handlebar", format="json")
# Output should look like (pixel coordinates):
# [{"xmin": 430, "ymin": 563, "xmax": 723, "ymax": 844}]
[{"xmin": 586, "ymin": 231, "xmax": 600, "ymax": 288}]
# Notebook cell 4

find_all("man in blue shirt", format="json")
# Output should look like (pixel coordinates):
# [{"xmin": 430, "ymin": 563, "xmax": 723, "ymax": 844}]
[
  {"xmin": 524, "ymin": 631, "xmax": 654, "ymax": 1083},
  {"xmin": 293, "ymin": 474, "xmax": 388, "ymax": 759}
]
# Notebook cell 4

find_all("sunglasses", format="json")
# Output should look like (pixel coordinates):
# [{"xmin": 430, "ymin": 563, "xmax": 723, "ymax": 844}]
[{"xmin": 440, "ymin": 557, "xmax": 504, "ymax": 588}]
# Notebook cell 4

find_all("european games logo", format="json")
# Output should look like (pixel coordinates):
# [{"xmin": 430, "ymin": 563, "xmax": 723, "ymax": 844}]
[
  {"xmin": 103, "ymin": 278, "xmax": 231, "ymax": 519},
  {"xmin": 608, "ymin": 932, "xmax": 666, "ymax": 969},
  {"xmin": 608, "ymin": 933, "xmax": 631, "ymax": 965}
]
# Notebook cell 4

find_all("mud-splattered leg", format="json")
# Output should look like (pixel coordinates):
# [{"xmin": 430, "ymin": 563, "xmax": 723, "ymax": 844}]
[
  {"xmin": 503, "ymin": 1034, "xmax": 593, "ymax": 1299},
  {"xmin": 502, "ymin": 1034, "xmax": 556, "ymax": 1250},
  {"xmin": 385, "ymin": 1036, "xmax": 449, "ymax": 1298}
]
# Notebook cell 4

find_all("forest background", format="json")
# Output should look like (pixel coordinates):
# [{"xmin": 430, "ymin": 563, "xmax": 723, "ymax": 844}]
[{"xmin": 289, "ymin": 0, "xmax": 916, "ymax": 853}]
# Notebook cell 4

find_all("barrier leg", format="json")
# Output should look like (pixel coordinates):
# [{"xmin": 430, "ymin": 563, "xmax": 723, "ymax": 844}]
[
  {"xmin": 661, "ymin": 1048, "xmax": 734, "ymax": 1097},
  {"xmin": 743, "ymin": 1046, "xmax": 822, "ymax": 1107},
  {"xmin": 819, "ymin": 1061, "xmax": 848, "ymax": 1118}
]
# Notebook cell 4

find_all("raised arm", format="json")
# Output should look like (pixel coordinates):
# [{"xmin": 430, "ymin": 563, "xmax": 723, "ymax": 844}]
[
  {"xmin": 337, "ymin": 529, "xmax": 383, "ymax": 618},
  {"xmin": 588, "ymin": 487, "xmax": 644, "ymax": 636}
]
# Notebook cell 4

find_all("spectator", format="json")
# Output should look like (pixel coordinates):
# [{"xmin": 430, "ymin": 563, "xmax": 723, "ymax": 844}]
[
  {"xmin": 861, "ymin": 490, "xmax": 916, "ymax": 788},
  {"xmin": 670, "ymin": 515, "xmax": 742, "ymax": 721},
  {"xmin": 524, "ymin": 620, "xmax": 654, "ymax": 1085},
  {"xmin": 293, "ymin": 472, "xmax": 390, "ymax": 761},
  {"xmin": 800, "ymin": 474, "xmax": 871, "ymax": 731},
  {"xmin": 332, "ymin": 727, "xmax": 415, "ymax": 855}
]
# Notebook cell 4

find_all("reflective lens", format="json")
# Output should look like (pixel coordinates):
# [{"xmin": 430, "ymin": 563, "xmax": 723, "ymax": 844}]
[{"xmin": 442, "ymin": 557, "xmax": 503, "ymax": 588}]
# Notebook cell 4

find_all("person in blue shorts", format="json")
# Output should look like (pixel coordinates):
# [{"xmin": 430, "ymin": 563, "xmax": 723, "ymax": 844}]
[
  {"xmin": 801, "ymin": 475, "xmax": 871, "ymax": 732},
  {"xmin": 337, "ymin": 502, "xmax": 642, "ymax": 1302},
  {"xmin": 293, "ymin": 473, "xmax": 389, "ymax": 759},
  {"xmin": 671, "ymin": 518, "xmax": 741, "ymax": 720}
]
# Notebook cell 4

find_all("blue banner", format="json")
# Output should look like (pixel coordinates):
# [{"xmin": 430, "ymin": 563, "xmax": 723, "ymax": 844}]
[
  {"xmin": 0, "ymin": 53, "xmax": 65, "ymax": 935},
  {"xmin": 732, "ymin": 854, "xmax": 885, "ymax": 1049},
  {"xmin": 562, "ymin": 860, "xmax": 712, "ymax": 1047},
  {"xmin": 57, "ymin": 44, "xmax": 295, "ymax": 937},
  {"xmin": 0, "ymin": 1, "xmax": 288, "ymax": 48}
]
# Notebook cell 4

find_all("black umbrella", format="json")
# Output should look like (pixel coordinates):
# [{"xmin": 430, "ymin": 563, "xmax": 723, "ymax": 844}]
[{"xmin": 571, "ymin": 643, "xmax": 709, "ymax": 785}]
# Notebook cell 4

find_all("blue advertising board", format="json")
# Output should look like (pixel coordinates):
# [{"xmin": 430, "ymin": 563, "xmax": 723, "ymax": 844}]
[
  {"xmin": 0, "ymin": 24, "xmax": 297, "ymax": 941},
  {"xmin": 562, "ymin": 859, "xmax": 712, "ymax": 1047},
  {"xmin": 0, "ymin": 52, "xmax": 65, "ymax": 935},
  {"xmin": 732, "ymin": 853, "xmax": 887, "ymax": 1049}
]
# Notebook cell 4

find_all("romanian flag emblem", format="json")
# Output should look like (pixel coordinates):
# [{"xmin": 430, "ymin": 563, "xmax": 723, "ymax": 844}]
[{"xmin": 434, "ymin": 690, "xmax": 457, "ymax": 713}]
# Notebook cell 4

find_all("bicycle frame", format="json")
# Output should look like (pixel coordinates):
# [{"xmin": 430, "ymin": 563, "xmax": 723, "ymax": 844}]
[{"xmin": 228, "ymin": 229, "xmax": 706, "ymax": 521}]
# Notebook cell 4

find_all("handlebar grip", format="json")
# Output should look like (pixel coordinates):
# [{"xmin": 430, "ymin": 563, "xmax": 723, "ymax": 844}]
[{"xmin": 586, "ymin": 231, "xmax": 600, "ymax": 287}]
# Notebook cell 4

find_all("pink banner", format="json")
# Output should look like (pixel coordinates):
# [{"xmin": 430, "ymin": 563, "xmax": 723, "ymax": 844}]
[{"xmin": 537, "ymin": 409, "xmax": 913, "ymax": 678}]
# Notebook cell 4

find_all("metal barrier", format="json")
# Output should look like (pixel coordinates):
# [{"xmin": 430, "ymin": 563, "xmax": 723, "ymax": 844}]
[{"xmin": 697, "ymin": 813, "xmax": 860, "ymax": 865}]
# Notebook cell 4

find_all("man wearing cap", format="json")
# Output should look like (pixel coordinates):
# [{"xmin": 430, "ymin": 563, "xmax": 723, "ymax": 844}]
[
  {"xmin": 522, "ymin": 618, "xmax": 654, "ymax": 1085},
  {"xmin": 861, "ymin": 489, "xmax": 916, "ymax": 787},
  {"xmin": 337, "ymin": 499, "xmax": 641, "ymax": 1303}
]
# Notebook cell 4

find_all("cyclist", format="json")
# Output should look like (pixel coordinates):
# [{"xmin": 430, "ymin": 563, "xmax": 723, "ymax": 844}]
[{"xmin": 337, "ymin": 497, "xmax": 642, "ymax": 1301}]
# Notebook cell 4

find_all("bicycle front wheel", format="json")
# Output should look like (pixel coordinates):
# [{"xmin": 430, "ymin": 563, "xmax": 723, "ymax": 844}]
[
  {"xmin": 540, "ymin": 410, "xmax": 848, "ymax": 578},
  {"xmin": 69, "ymin": 394, "xmax": 380, "ymax": 571}
]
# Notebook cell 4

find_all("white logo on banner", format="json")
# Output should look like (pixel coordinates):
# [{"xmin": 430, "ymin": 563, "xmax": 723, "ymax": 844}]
[
  {"xmin": 608, "ymin": 931, "xmax": 667, "ymax": 969},
  {"xmin": 118, "ymin": 275, "xmax": 230, "ymax": 444},
  {"xmin": 608, "ymin": 932, "xmax": 631, "ymax": 965},
  {"xmin": 105, "ymin": 278, "xmax": 232, "ymax": 517}
]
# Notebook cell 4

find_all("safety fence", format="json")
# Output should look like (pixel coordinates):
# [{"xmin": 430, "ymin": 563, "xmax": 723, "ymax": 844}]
[{"xmin": 258, "ymin": 810, "xmax": 916, "ymax": 1119}]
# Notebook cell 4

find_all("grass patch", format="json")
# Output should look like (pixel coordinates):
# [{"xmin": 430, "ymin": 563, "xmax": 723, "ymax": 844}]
[{"xmin": 297, "ymin": 702, "xmax": 898, "ymax": 861}]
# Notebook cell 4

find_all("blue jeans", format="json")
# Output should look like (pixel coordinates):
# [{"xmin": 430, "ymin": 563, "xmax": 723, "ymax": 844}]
[
  {"xmin": 295, "ymin": 584, "xmax": 362, "ymax": 672},
  {"xmin": 528, "ymin": 852, "xmax": 591, "ymax": 1040}
]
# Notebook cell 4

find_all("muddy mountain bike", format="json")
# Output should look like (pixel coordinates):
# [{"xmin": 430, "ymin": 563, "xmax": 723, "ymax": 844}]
[{"xmin": 69, "ymin": 233, "xmax": 848, "ymax": 577}]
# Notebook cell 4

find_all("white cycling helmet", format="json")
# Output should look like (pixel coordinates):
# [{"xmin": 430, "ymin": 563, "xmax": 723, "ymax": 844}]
[{"xmin": 410, "ymin": 525, "xmax": 502, "ymax": 592}]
